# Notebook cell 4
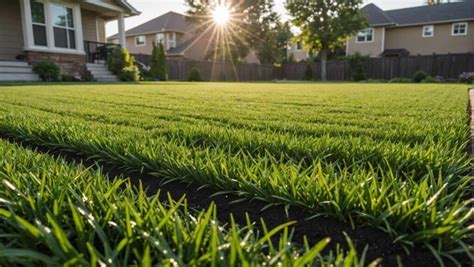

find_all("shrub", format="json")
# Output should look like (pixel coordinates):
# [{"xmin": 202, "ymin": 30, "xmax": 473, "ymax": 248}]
[
  {"xmin": 60, "ymin": 74, "xmax": 80, "ymax": 82},
  {"xmin": 366, "ymin": 79, "xmax": 387, "ymax": 83},
  {"xmin": 347, "ymin": 53, "xmax": 368, "ymax": 82},
  {"xmin": 421, "ymin": 76, "xmax": 436, "ymax": 83},
  {"xmin": 389, "ymin": 77, "xmax": 412, "ymax": 83},
  {"xmin": 412, "ymin": 70, "xmax": 428, "ymax": 83},
  {"xmin": 106, "ymin": 47, "xmax": 140, "ymax": 82},
  {"xmin": 150, "ymin": 42, "xmax": 168, "ymax": 81},
  {"xmin": 305, "ymin": 64, "xmax": 313, "ymax": 81},
  {"xmin": 118, "ymin": 66, "xmax": 140, "ymax": 82},
  {"xmin": 32, "ymin": 61, "xmax": 60, "ymax": 82},
  {"xmin": 81, "ymin": 72, "xmax": 96, "ymax": 82},
  {"xmin": 107, "ymin": 47, "xmax": 132, "ymax": 75},
  {"xmin": 188, "ymin": 67, "xmax": 202, "ymax": 81},
  {"xmin": 458, "ymin": 72, "xmax": 474, "ymax": 84}
]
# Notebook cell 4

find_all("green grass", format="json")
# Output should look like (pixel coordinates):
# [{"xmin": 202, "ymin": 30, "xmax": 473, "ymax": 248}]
[
  {"xmin": 0, "ymin": 82, "xmax": 472, "ymax": 264},
  {"xmin": 0, "ymin": 139, "xmax": 373, "ymax": 266}
]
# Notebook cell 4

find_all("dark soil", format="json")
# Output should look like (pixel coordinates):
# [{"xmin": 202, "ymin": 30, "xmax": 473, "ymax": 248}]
[{"xmin": 0, "ymin": 136, "xmax": 453, "ymax": 267}]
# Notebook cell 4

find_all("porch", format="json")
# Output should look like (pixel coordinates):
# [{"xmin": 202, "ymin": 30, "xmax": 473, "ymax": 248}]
[{"xmin": 0, "ymin": 0, "xmax": 138, "ymax": 77}]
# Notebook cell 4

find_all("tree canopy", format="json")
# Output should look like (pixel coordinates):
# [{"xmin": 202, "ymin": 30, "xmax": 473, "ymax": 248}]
[
  {"xmin": 185, "ymin": 0, "xmax": 279, "ymax": 63},
  {"xmin": 286, "ymin": 0, "xmax": 367, "ymax": 80}
]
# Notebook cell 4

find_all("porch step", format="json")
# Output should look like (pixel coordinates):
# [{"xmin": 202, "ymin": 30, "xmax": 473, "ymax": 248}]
[
  {"xmin": 0, "ymin": 61, "xmax": 39, "ymax": 82},
  {"xmin": 0, "ymin": 61, "xmax": 29, "ymax": 67},
  {"xmin": 0, "ymin": 66, "xmax": 34, "ymax": 73},
  {"xmin": 0, "ymin": 73, "xmax": 39, "ymax": 82},
  {"xmin": 85, "ymin": 63, "xmax": 118, "ymax": 82}
]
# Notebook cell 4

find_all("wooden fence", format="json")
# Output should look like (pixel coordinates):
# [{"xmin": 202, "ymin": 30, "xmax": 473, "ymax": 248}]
[{"xmin": 134, "ymin": 53, "xmax": 474, "ymax": 81}]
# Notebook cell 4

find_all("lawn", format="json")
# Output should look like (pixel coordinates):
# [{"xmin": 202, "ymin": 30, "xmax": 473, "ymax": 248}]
[{"xmin": 0, "ymin": 83, "xmax": 471, "ymax": 265}]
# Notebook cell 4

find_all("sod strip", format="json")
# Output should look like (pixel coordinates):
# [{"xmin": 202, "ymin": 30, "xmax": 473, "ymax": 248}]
[
  {"xmin": 0, "ymin": 136, "xmax": 441, "ymax": 266},
  {"xmin": 0, "ymin": 138, "xmax": 374, "ymax": 266}
]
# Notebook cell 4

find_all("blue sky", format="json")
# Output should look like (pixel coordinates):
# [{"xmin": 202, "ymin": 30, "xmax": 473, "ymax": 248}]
[{"xmin": 106, "ymin": 0, "xmax": 427, "ymax": 36}]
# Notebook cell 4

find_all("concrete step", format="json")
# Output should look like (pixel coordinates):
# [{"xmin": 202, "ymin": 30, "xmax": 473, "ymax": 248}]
[
  {"xmin": 86, "ymin": 63, "xmax": 108, "ymax": 69},
  {"xmin": 96, "ymin": 78, "xmax": 119, "ymax": 82},
  {"xmin": 94, "ymin": 75, "xmax": 118, "ymax": 80},
  {"xmin": 0, "ymin": 73, "xmax": 39, "ymax": 81},
  {"xmin": 0, "ymin": 61, "xmax": 29, "ymax": 67},
  {"xmin": 90, "ymin": 70, "xmax": 114, "ymax": 76},
  {"xmin": 0, "ymin": 66, "xmax": 34, "ymax": 73}
]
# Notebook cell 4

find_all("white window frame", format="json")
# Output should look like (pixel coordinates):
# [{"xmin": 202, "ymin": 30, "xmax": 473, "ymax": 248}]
[
  {"xmin": 156, "ymin": 33, "xmax": 165, "ymax": 45},
  {"xmin": 20, "ymin": 0, "xmax": 84, "ymax": 55},
  {"xmin": 451, "ymin": 22, "xmax": 468, "ymax": 36},
  {"xmin": 135, "ymin": 35, "xmax": 146, "ymax": 47},
  {"xmin": 50, "ymin": 3, "xmax": 76, "ymax": 49},
  {"xmin": 356, "ymin": 28, "xmax": 374, "ymax": 43},
  {"xmin": 422, "ymin": 25, "xmax": 434, "ymax": 38},
  {"xmin": 167, "ymin": 32, "xmax": 176, "ymax": 49}
]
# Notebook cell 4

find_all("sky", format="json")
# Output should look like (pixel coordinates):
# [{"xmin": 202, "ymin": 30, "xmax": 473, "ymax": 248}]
[{"xmin": 106, "ymin": 0, "xmax": 428, "ymax": 37}]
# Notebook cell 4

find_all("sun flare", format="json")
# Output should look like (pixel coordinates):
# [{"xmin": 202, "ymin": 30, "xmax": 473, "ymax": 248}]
[{"xmin": 212, "ymin": 4, "xmax": 231, "ymax": 26}]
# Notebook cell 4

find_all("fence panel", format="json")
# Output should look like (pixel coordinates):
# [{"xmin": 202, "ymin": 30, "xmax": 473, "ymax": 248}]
[{"xmin": 133, "ymin": 53, "xmax": 474, "ymax": 81}]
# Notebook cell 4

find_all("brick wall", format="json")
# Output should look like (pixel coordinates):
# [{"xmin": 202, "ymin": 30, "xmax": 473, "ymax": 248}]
[{"xmin": 26, "ymin": 51, "xmax": 86, "ymax": 78}]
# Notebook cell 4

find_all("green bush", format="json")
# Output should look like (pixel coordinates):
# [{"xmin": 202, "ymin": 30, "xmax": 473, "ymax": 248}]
[
  {"xmin": 347, "ymin": 53, "xmax": 368, "ymax": 81},
  {"xmin": 412, "ymin": 70, "xmax": 428, "ymax": 83},
  {"xmin": 150, "ymin": 42, "xmax": 168, "ymax": 81},
  {"xmin": 32, "ymin": 61, "xmax": 60, "ymax": 82},
  {"xmin": 106, "ymin": 47, "xmax": 140, "ymax": 81},
  {"xmin": 60, "ymin": 74, "xmax": 80, "ymax": 82},
  {"xmin": 421, "ymin": 75, "xmax": 436, "ymax": 83},
  {"xmin": 188, "ymin": 67, "xmax": 202, "ymax": 81},
  {"xmin": 118, "ymin": 66, "xmax": 140, "ymax": 82},
  {"xmin": 81, "ymin": 72, "xmax": 95, "ymax": 82},
  {"xmin": 305, "ymin": 64, "xmax": 313, "ymax": 81}
]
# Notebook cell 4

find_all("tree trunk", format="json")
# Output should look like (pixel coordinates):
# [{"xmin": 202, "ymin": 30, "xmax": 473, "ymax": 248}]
[{"xmin": 320, "ymin": 48, "xmax": 328, "ymax": 81}]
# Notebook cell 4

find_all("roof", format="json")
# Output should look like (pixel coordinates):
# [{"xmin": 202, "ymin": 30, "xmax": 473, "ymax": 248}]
[
  {"xmin": 115, "ymin": 0, "xmax": 140, "ymax": 15},
  {"xmin": 363, "ymin": 1, "xmax": 474, "ymax": 27},
  {"xmin": 362, "ymin": 4, "xmax": 395, "ymax": 26},
  {"xmin": 109, "ymin": 12, "xmax": 194, "ymax": 39}
]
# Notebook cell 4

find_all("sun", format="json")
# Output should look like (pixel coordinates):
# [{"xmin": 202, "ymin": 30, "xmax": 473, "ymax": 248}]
[{"xmin": 212, "ymin": 4, "xmax": 231, "ymax": 26}]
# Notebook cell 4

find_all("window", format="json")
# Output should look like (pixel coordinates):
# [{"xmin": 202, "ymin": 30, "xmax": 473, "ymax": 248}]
[
  {"xmin": 296, "ymin": 42, "xmax": 303, "ymax": 51},
  {"xmin": 452, "ymin": 22, "xmax": 468, "ymax": 36},
  {"xmin": 51, "ymin": 4, "xmax": 76, "ymax": 49},
  {"xmin": 135, "ymin": 35, "xmax": 146, "ymax": 46},
  {"xmin": 356, "ymin": 28, "xmax": 374, "ymax": 43},
  {"xmin": 422, "ymin": 25, "xmax": 434, "ymax": 38},
  {"xmin": 167, "ymin": 32, "xmax": 176, "ymax": 49},
  {"xmin": 156, "ymin": 33, "xmax": 165, "ymax": 45},
  {"xmin": 31, "ymin": 0, "xmax": 47, "ymax": 46}
]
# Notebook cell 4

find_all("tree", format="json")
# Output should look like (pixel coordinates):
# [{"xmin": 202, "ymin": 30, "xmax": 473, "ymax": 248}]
[
  {"xmin": 255, "ymin": 21, "xmax": 292, "ymax": 64},
  {"xmin": 185, "ymin": 0, "xmax": 279, "ymax": 63},
  {"xmin": 150, "ymin": 42, "xmax": 168, "ymax": 81},
  {"xmin": 286, "ymin": 0, "xmax": 367, "ymax": 81}
]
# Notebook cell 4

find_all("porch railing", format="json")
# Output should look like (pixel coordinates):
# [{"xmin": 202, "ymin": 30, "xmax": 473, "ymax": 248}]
[{"xmin": 84, "ymin": 41, "xmax": 120, "ymax": 64}]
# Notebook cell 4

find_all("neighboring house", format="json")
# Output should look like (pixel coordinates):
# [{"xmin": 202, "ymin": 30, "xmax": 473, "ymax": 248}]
[
  {"xmin": 0, "ymin": 0, "xmax": 139, "ymax": 81},
  {"xmin": 347, "ymin": 2, "xmax": 474, "ymax": 57},
  {"xmin": 107, "ymin": 11, "xmax": 260, "ymax": 63},
  {"xmin": 287, "ymin": 42, "xmax": 310, "ymax": 62}
]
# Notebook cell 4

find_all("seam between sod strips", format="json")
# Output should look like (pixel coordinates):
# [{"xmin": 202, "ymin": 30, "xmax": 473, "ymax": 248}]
[{"xmin": 0, "ymin": 133, "xmax": 428, "ymax": 264}]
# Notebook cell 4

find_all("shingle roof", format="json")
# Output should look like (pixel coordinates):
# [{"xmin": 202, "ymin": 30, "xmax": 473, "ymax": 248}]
[
  {"xmin": 363, "ymin": 1, "xmax": 474, "ymax": 27},
  {"xmin": 362, "ymin": 4, "xmax": 395, "ymax": 26},
  {"xmin": 109, "ymin": 12, "xmax": 194, "ymax": 39}
]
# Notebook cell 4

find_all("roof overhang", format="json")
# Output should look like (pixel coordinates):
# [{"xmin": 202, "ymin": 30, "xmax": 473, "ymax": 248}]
[{"xmin": 81, "ymin": 0, "xmax": 140, "ymax": 20}]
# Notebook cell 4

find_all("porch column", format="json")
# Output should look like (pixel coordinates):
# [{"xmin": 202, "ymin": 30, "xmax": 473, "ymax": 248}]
[
  {"xmin": 19, "ymin": 0, "xmax": 34, "ymax": 50},
  {"xmin": 118, "ymin": 12, "xmax": 126, "ymax": 48}
]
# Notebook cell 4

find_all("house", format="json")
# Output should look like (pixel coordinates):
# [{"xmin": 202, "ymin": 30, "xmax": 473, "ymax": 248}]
[
  {"xmin": 347, "ymin": 2, "xmax": 474, "ymax": 57},
  {"xmin": 287, "ymin": 42, "xmax": 310, "ymax": 62},
  {"xmin": 0, "ymin": 0, "xmax": 139, "ymax": 81},
  {"xmin": 107, "ymin": 11, "xmax": 260, "ymax": 63}
]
